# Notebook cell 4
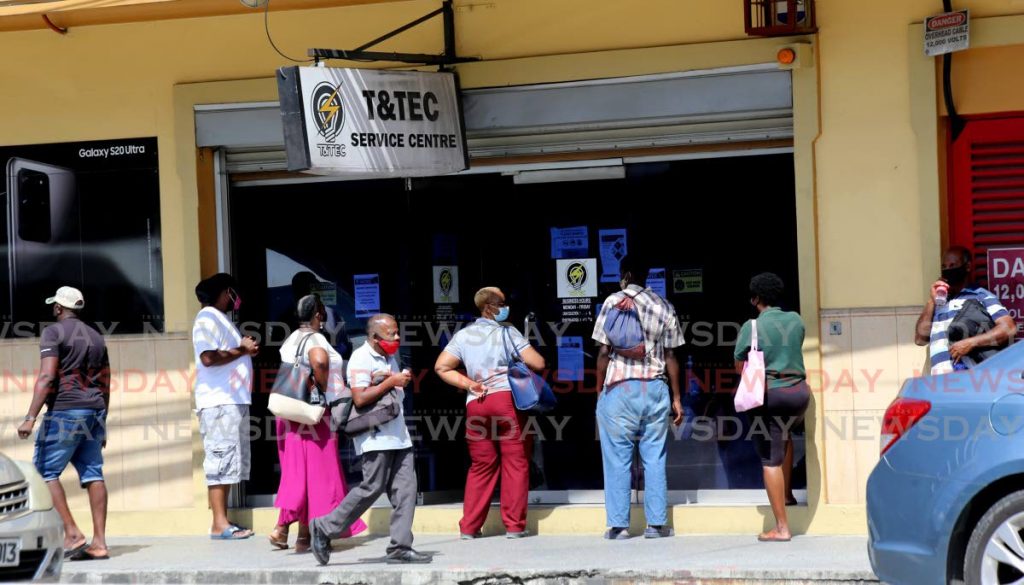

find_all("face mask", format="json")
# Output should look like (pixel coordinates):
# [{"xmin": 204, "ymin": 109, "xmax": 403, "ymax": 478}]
[
  {"xmin": 228, "ymin": 290, "xmax": 242, "ymax": 312},
  {"xmin": 378, "ymin": 339, "xmax": 400, "ymax": 355},
  {"xmin": 494, "ymin": 306, "xmax": 510, "ymax": 322},
  {"xmin": 942, "ymin": 265, "xmax": 969, "ymax": 285}
]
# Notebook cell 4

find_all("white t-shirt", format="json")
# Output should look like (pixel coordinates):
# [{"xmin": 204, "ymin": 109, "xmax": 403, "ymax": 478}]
[
  {"xmin": 279, "ymin": 330, "xmax": 345, "ymax": 402},
  {"xmin": 345, "ymin": 341, "xmax": 413, "ymax": 456},
  {"xmin": 192, "ymin": 307, "xmax": 252, "ymax": 410}
]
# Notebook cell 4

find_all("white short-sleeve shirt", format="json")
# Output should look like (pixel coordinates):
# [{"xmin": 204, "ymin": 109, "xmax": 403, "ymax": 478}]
[
  {"xmin": 192, "ymin": 307, "xmax": 252, "ymax": 411},
  {"xmin": 345, "ymin": 341, "xmax": 413, "ymax": 456}
]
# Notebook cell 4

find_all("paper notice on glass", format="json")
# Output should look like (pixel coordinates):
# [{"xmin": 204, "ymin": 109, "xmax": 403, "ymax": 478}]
[
  {"xmin": 648, "ymin": 268, "xmax": 667, "ymax": 299},
  {"xmin": 432, "ymin": 266, "xmax": 459, "ymax": 304},
  {"xmin": 551, "ymin": 226, "xmax": 589, "ymax": 259},
  {"xmin": 312, "ymin": 281, "xmax": 337, "ymax": 306},
  {"xmin": 599, "ymin": 228, "xmax": 627, "ymax": 283},
  {"xmin": 353, "ymin": 274, "xmax": 380, "ymax": 318},
  {"xmin": 557, "ymin": 336, "xmax": 585, "ymax": 382}
]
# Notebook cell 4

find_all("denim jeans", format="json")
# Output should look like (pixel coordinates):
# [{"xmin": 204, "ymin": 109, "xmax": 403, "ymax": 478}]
[
  {"xmin": 596, "ymin": 379, "xmax": 670, "ymax": 528},
  {"xmin": 34, "ymin": 408, "xmax": 107, "ymax": 486}
]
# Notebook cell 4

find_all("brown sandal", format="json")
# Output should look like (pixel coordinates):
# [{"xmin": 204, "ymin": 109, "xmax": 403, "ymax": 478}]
[
  {"xmin": 294, "ymin": 536, "xmax": 311, "ymax": 554},
  {"xmin": 269, "ymin": 527, "xmax": 289, "ymax": 550}
]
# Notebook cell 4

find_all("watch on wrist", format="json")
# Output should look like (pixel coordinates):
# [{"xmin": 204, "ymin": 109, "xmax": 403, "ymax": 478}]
[{"xmin": 23, "ymin": 415, "xmax": 36, "ymax": 422}]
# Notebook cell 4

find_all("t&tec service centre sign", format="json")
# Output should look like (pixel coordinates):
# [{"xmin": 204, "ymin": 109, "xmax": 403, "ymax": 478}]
[{"xmin": 277, "ymin": 66, "xmax": 469, "ymax": 177}]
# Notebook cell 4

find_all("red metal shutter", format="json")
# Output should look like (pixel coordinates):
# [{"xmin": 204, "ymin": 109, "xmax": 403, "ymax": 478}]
[{"xmin": 950, "ymin": 116, "xmax": 1024, "ymax": 286}]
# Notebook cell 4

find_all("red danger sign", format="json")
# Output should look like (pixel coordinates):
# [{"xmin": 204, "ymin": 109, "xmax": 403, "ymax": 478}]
[
  {"xmin": 927, "ymin": 12, "xmax": 967, "ymax": 30},
  {"xmin": 924, "ymin": 9, "xmax": 969, "ymax": 57}
]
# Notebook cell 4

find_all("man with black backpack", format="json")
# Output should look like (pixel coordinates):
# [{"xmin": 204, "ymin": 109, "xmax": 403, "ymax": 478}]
[{"xmin": 592, "ymin": 255, "xmax": 685, "ymax": 540}]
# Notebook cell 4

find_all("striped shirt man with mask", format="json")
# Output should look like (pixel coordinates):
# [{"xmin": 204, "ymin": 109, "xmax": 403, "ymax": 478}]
[{"xmin": 914, "ymin": 246, "xmax": 1017, "ymax": 375}]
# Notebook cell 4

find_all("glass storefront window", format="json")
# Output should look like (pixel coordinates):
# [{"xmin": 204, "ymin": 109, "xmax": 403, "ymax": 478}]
[{"xmin": 229, "ymin": 153, "xmax": 804, "ymax": 503}]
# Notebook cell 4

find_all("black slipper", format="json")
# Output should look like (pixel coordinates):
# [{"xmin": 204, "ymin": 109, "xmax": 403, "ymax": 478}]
[
  {"xmin": 63, "ymin": 542, "xmax": 88, "ymax": 560},
  {"xmin": 70, "ymin": 548, "xmax": 110, "ymax": 561}
]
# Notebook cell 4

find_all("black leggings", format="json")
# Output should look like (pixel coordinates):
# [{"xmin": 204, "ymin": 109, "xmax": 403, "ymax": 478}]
[{"xmin": 750, "ymin": 381, "xmax": 810, "ymax": 467}]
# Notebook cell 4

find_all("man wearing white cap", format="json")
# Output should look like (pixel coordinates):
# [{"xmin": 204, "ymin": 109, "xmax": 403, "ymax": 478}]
[{"xmin": 17, "ymin": 286, "xmax": 111, "ymax": 561}]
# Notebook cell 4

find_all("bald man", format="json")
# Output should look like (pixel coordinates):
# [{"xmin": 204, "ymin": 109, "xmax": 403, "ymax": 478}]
[{"xmin": 310, "ymin": 314, "xmax": 429, "ymax": 565}]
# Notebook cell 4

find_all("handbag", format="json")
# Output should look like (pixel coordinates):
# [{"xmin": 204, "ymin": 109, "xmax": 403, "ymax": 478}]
[
  {"xmin": 502, "ymin": 326, "xmax": 557, "ymax": 412},
  {"xmin": 268, "ymin": 333, "xmax": 327, "ymax": 425},
  {"xmin": 947, "ymin": 298, "xmax": 1000, "ymax": 364},
  {"xmin": 734, "ymin": 319, "xmax": 766, "ymax": 413},
  {"xmin": 330, "ymin": 371, "xmax": 403, "ymax": 435},
  {"xmin": 603, "ymin": 289, "xmax": 647, "ymax": 360}
]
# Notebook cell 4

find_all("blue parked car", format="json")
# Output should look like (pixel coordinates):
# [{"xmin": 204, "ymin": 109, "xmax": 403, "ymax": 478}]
[{"xmin": 868, "ymin": 340, "xmax": 1024, "ymax": 584}]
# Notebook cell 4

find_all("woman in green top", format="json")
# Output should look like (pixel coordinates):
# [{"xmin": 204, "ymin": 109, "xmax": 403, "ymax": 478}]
[{"xmin": 734, "ymin": 272, "xmax": 809, "ymax": 543}]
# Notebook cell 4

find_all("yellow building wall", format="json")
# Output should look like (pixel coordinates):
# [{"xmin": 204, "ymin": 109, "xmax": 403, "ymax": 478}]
[
  {"xmin": 3, "ymin": 0, "xmax": 1024, "ymax": 535},
  {"xmin": 946, "ymin": 44, "xmax": 1024, "ymax": 115},
  {"xmin": 810, "ymin": 3, "xmax": 1024, "ymax": 509}
]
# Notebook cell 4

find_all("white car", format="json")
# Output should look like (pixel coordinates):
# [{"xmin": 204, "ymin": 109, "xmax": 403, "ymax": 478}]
[{"xmin": 0, "ymin": 453, "xmax": 62, "ymax": 582}]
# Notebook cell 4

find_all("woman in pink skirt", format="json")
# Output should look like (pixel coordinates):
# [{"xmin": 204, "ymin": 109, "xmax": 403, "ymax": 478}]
[{"xmin": 270, "ymin": 295, "xmax": 366, "ymax": 552}]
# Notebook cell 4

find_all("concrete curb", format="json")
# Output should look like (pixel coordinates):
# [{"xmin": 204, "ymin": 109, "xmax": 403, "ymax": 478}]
[{"xmin": 62, "ymin": 568, "xmax": 880, "ymax": 584}]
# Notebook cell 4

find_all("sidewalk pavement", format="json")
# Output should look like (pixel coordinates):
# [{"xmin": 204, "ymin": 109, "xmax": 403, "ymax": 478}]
[{"xmin": 60, "ymin": 533, "xmax": 878, "ymax": 584}]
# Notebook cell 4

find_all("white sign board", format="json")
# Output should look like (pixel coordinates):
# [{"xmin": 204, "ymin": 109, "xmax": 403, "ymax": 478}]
[
  {"xmin": 556, "ymin": 258, "xmax": 598, "ymax": 299},
  {"xmin": 925, "ymin": 9, "xmax": 969, "ymax": 57},
  {"xmin": 432, "ymin": 266, "xmax": 459, "ymax": 304},
  {"xmin": 278, "ymin": 66, "xmax": 468, "ymax": 176}
]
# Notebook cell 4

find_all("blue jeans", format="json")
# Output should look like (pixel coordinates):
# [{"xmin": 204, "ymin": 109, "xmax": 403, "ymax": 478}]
[
  {"xmin": 596, "ymin": 379, "xmax": 670, "ymax": 528},
  {"xmin": 34, "ymin": 409, "xmax": 107, "ymax": 486}
]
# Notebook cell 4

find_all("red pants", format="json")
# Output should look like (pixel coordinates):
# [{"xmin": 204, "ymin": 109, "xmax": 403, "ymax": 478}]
[{"xmin": 460, "ymin": 391, "xmax": 532, "ymax": 534}]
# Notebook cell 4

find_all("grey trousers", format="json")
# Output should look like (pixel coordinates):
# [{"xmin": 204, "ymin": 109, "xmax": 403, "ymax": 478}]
[{"xmin": 314, "ymin": 448, "xmax": 416, "ymax": 554}]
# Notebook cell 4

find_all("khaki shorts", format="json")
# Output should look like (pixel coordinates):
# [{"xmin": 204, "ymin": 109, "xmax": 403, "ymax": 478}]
[{"xmin": 198, "ymin": 405, "xmax": 251, "ymax": 486}]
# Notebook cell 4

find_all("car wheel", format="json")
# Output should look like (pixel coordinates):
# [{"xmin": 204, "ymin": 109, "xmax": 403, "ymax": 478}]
[{"xmin": 965, "ymin": 491, "xmax": 1024, "ymax": 584}]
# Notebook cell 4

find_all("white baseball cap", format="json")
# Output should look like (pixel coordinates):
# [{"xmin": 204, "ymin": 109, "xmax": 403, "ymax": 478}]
[{"xmin": 45, "ymin": 286, "xmax": 85, "ymax": 310}]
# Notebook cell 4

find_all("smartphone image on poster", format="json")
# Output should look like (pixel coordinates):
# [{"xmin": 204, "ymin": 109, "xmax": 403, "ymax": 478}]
[{"xmin": 5, "ymin": 158, "xmax": 83, "ymax": 322}]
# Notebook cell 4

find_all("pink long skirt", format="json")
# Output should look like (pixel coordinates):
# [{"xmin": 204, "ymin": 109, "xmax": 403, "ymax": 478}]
[{"xmin": 274, "ymin": 415, "xmax": 367, "ymax": 536}]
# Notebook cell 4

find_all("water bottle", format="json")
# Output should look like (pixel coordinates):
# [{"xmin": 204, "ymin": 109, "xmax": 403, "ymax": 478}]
[{"xmin": 935, "ymin": 282, "xmax": 948, "ymax": 307}]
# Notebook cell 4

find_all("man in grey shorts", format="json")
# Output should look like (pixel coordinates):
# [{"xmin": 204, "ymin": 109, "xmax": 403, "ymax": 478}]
[{"xmin": 191, "ymin": 273, "xmax": 259, "ymax": 540}]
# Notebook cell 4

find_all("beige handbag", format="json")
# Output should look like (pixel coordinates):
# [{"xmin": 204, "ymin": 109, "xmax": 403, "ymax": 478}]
[{"xmin": 268, "ymin": 333, "xmax": 326, "ymax": 425}]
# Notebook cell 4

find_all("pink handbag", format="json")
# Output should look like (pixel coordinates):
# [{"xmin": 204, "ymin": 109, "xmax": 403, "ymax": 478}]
[{"xmin": 734, "ymin": 319, "xmax": 766, "ymax": 413}]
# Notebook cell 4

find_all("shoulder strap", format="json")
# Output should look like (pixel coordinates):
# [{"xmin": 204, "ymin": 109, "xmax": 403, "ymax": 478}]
[
  {"xmin": 501, "ymin": 326, "xmax": 524, "ymax": 363},
  {"xmin": 295, "ymin": 332, "xmax": 316, "ymax": 363},
  {"xmin": 623, "ymin": 288, "xmax": 647, "ymax": 302},
  {"xmin": 750, "ymin": 320, "xmax": 759, "ymax": 351}
]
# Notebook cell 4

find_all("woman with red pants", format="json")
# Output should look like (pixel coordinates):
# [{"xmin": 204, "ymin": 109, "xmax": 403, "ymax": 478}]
[{"xmin": 435, "ymin": 286, "xmax": 546, "ymax": 539}]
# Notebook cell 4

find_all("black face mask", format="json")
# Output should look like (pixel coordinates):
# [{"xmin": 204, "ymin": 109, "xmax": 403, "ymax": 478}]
[{"xmin": 942, "ymin": 265, "xmax": 969, "ymax": 285}]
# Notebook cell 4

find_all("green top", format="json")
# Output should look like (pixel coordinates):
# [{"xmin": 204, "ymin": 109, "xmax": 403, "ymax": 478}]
[{"xmin": 734, "ymin": 307, "xmax": 806, "ymax": 390}]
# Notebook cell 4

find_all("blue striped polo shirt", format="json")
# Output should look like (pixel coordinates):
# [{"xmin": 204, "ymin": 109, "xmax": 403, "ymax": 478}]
[{"xmin": 929, "ymin": 286, "xmax": 1009, "ymax": 374}]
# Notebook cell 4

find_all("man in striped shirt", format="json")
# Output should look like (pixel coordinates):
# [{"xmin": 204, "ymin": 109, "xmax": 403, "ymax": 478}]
[
  {"xmin": 914, "ymin": 246, "xmax": 1016, "ymax": 375},
  {"xmin": 592, "ymin": 254, "xmax": 684, "ymax": 540}
]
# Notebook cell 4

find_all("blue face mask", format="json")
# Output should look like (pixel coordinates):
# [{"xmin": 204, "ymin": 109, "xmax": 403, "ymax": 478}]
[{"xmin": 494, "ymin": 306, "xmax": 510, "ymax": 322}]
